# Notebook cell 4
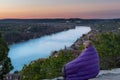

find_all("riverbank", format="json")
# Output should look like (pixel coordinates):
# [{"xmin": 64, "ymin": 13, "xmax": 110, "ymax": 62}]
[
  {"xmin": 4, "ymin": 19, "xmax": 120, "ymax": 79},
  {"xmin": 45, "ymin": 30, "xmax": 120, "ymax": 80},
  {"xmin": 0, "ymin": 22, "xmax": 76, "ymax": 44},
  {"xmin": 20, "ymin": 28, "xmax": 120, "ymax": 80},
  {"xmin": 9, "ymin": 26, "xmax": 91, "ymax": 72},
  {"xmin": 1, "ymin": 18, "xmax": 120, "ymax": 44}
]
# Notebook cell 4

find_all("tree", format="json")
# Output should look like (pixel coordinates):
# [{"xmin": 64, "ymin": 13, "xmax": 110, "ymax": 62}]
[
  {"xmin": 0, "ymin": 33, "xmax": 13, "ymax": 79},
  {"xmin": 21, "ymin": 50, "xmax": 75, "ymax": 80},
  {"xmin": 91, "ymin": 32, "xmax": 120, "ymax": 69}
]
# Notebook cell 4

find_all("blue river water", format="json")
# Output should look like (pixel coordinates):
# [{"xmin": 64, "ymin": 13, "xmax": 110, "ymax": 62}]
[{"xmin": 8, "ymin": 26, "xmax": 91, "ymax": 72}]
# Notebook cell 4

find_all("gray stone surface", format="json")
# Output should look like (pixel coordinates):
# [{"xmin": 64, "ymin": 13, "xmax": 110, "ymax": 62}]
[
  {"xmin": 90, "ymin": 73, "xmax": 120, "ymax": 80},
  {"xmin": 44, "ymin": 68, "xmax": 120, "ymax": 80},
  {"xmin": 90, "ymin": 68, "xmax": 120, "ymax": 80}
]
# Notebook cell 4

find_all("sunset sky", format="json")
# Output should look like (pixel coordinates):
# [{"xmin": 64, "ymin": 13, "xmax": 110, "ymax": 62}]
[{"xmin": 0, "ymin": 0, "xmax": 120, "ymax": 19}]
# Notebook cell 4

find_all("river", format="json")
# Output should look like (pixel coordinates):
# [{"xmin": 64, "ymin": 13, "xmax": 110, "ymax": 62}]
[{"xmin": 8, "ymin": 26, "xmax": 91, "ymax": 72}]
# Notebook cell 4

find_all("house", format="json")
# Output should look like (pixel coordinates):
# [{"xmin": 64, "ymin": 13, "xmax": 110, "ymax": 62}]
[{"xmin": 3, "ymin": 73, "xmax": 21, "ymax": 80}]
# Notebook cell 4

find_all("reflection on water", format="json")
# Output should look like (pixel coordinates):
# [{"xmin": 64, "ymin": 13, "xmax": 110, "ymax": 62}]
[{"xmin": 8, "ymin": 26, "xmax": 91, "ymax": 72}]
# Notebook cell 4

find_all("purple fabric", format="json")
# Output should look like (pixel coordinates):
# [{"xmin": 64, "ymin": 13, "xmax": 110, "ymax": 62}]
[{"xmin": 65, "ymin": 46, "xmax": 100, "ymax": 80}]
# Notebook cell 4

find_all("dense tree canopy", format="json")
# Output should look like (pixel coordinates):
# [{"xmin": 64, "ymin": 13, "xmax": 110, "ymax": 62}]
[
  {"xmin": 0, "ymin": 23, "xmax": 75, "ymax": 44},
  {"xmin": 91, "ymin": 32, "xmax": 120, "ymax": 69},
  {"xmin": 21, "ymin": 51, "xmax": 75, "ymax": 80},
  {"xmin": 0, "ymin": 33, "xmax": 13, "ymax": 79}
]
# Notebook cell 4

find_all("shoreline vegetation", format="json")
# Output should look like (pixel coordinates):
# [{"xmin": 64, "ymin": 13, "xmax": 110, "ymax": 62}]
[
  {"xmin": 0, "ymin": 22, "xmax": 76, "ymax": 44},
  {"xmin": 0, "ymin": 18, "xmax": 120, "ymax": 79},
  {"xmin": 0, "ymin": 18, "xmax": 120, "ymax": 44},
  {"xmin": 21, "ymin": 30, "xmax": 120, "ymax": 80}
]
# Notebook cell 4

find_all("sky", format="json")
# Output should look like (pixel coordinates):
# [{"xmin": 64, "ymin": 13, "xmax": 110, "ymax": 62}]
[{"xmin": 0, "ymin": 0, "xmax": 120, "ymax": 19}]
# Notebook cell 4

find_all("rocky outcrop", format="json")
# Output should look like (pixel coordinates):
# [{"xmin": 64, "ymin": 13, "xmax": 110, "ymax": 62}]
[
  {"xmin": 45, "ymin": 68, "xmax": 120, "ymax": 80},
  {"xmin": 50, "ymin": 30, "xmax": 99, "ymax": 58},
  {"xmin": 71, "ymin": 30, "xmax": 99, "ymax": 50}
]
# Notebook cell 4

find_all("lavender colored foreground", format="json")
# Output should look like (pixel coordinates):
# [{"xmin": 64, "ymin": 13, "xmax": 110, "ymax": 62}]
[{"xmin": 65, "ymin": 46, "xmax": 100, "ymax": 80}]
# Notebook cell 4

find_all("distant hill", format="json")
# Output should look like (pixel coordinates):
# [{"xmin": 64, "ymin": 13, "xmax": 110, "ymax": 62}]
[
  {"xmin": 0, "ymin": 18, "xmax": 120, "ymax": 44},
  {"xmin": 0, "ymin": 18, "xmax": 120, "ymax": 23},
  {"xmin": 0, "ymin": 18, "xmax": 83, "ymax": 23}
]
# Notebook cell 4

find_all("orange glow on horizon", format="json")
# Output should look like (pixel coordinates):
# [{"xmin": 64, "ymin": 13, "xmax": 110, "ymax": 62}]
[{"xmin": 0, "ymin": 0, "xmax": 120, "ymax": 19}]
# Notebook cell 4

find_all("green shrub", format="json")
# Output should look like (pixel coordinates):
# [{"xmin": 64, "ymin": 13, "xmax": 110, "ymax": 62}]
[
  {"xmin": 21, "ymin": 51, "xmax": 75, "ymax": 80},
  {"xmin": 91, "ymin": 32, "xmax": 120, "ymax": 69}
]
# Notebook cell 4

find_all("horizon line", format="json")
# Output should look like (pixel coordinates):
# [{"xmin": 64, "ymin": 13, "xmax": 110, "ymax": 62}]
[{"xmin": 0, "ymin": 17, "xmax": 120, "ymax": 20}]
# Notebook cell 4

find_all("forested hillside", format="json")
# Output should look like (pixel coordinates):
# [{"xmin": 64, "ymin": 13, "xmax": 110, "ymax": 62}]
[
  {"xmin": 0, "ymin": 19, "xmax": 120, "ymax": 44},
  {"xmin": 0, "ymin": 23, "xmax": 75, "ymax": 44},
  {"xmin": 0, "ymin": 18, "xmax": 120, "ymax": 79},
  {"xmin": 21, "ymin": 31, "xmax": 120, "ymax": 79},
  {"xmin": 0, "ymin": 33, "xmax": 13, "ymax": 79}
]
